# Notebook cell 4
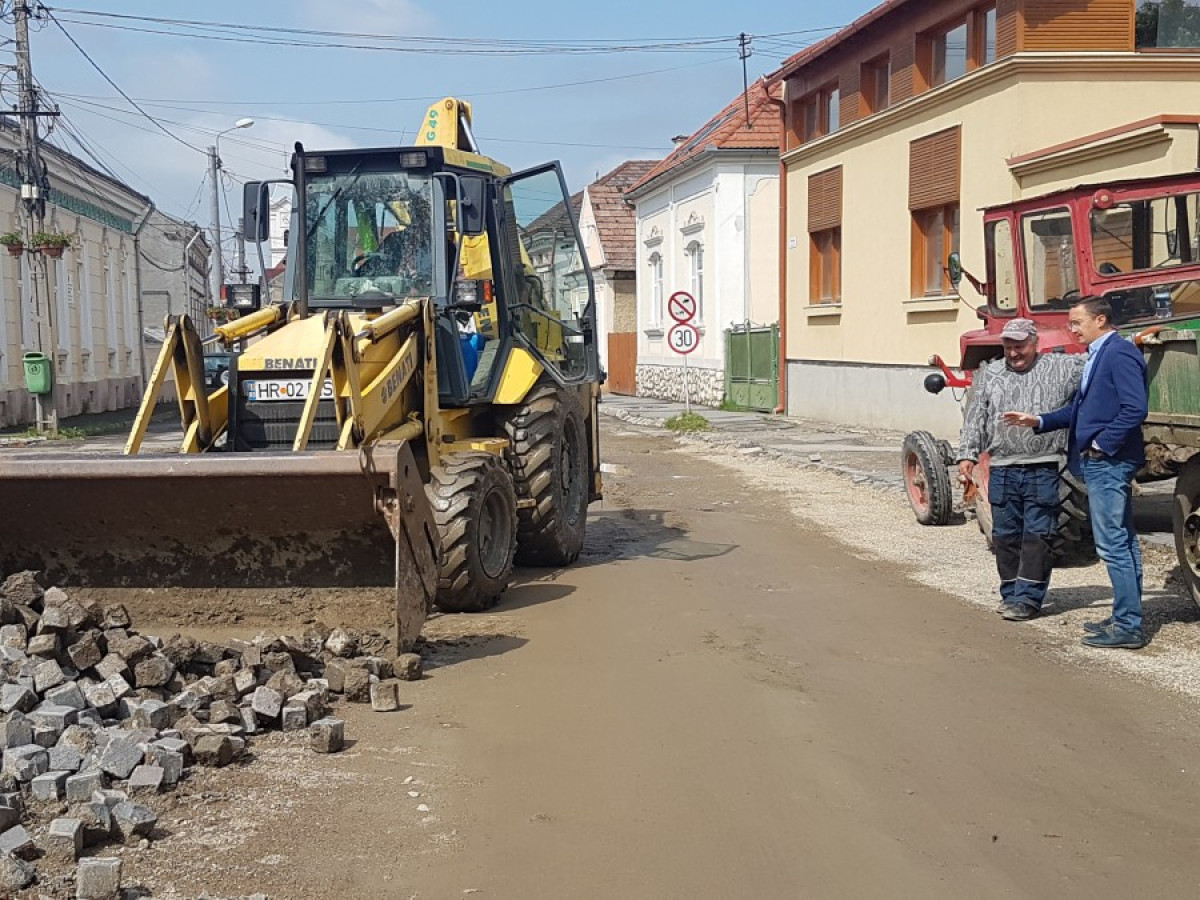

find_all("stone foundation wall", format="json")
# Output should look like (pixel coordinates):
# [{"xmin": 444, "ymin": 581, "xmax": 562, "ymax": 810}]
[{"xmin": 636, "ymin": 364, "xmax": 724, "ymax": 408}]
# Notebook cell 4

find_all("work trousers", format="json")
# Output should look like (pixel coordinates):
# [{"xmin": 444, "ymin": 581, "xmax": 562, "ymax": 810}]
[{"xmin": 990, "ymin": 463, "xmax": 1059, "ymax": 610}]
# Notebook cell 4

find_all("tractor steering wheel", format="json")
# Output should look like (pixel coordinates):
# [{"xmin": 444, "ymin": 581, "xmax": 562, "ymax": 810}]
[{"xmin": 353, "ymin": 252, "xmax": 383, "ymax": 275}]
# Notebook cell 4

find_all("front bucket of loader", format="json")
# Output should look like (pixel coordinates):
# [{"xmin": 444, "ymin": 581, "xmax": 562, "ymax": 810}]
[{"xmin": 0, "ymin": 443, "xmax": 438, "ymax": 649}]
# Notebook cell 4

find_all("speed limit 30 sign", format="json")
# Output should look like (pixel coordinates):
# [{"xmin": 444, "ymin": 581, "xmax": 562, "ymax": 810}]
[{"xmin": 667, "ymin": 322, "xmax": 700, "ymax": 355}]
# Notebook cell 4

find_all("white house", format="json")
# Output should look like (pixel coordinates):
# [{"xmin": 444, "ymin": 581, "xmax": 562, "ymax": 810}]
[
  {"xmin": 625, "ymin": 82, "xmax": 782, "ymax": 407},
  {"xmin": 577, "ymin": 160, "xmax": 658, "ymax": 395},
  {"xmin": 0, "ymin": 125, "xmax": 153, "ymax": 426}
]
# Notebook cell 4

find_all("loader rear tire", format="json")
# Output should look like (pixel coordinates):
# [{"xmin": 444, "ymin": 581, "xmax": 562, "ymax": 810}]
[
  {"xmin": 503, "ymin": 384, "xmax": 589, "ymax": 566},
  {"xmin": 427, "ymin": 453, "xmax": 518, "ymax": 613}
]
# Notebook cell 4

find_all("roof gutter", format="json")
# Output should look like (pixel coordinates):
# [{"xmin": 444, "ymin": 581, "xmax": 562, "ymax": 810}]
[
  {"xmin": 132, "ymin": 200, "xmax": 155, "ymax": 386},
  {"xmin": 625, "ymin": 147, "xmax": 778, "ymax": 202}
]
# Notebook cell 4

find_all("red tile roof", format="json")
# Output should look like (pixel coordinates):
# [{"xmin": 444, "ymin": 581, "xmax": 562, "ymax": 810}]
[
  {"xmin": 585, "ymin": 160, "xmax": 659, "ymax": 271},
  {"xmin": 627, "ymin": 80, "xmax": 782, "ymax": 197}
]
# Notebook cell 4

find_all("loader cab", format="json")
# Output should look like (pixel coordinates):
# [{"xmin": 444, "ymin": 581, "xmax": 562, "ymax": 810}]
[
  {"xmin": 238, "ymin": 144, "xmax": 597, "ymax": 446},
  {"xmin": 288, "ymin": 146, "xmax": 596, "ymax": 403}
]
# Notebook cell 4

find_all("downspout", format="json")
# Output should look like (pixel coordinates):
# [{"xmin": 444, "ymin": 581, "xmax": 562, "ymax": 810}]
[
  {"xmin": 132, "ymin": 200, "xmax": 155, "ymax": 385},
  {"xmin": 763, "ymin": 79, "xmax": 788, "ymax": 415},
  {"xmin": 182, "ymin": 227, "xmax": 203, "ymax": 332}
]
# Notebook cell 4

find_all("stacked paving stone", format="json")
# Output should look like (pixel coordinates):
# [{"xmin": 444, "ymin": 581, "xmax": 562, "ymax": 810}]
[{"xmin": 0, "ymin": 570, "xmax": 424, "ymax": 896}]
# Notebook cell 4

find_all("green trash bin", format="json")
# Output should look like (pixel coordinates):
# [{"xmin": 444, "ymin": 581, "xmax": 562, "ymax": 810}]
[{"xmin": 22, "ymin": 352, "xmax": 52, "ymax": 395}]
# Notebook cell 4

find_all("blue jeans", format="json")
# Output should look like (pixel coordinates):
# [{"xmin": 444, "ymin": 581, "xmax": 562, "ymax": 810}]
[
  {"xmin": 990, "ymin": 464, "xmax": 1059, "ymax": 609},
  {"xmin": 1082, "ymin": 457, "xmax": 1143, "ymax": 634}
]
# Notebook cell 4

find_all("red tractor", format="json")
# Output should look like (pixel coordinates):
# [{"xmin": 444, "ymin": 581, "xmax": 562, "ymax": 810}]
[{"xmin": 903, "ymin": 172, "xmax": 1200, "ymax": 562}]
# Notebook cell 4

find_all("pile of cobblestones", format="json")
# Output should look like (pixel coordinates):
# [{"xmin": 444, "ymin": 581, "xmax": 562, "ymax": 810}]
[{"xmin": 0, "ymin": 570, "xmax": 421, "ymax": 898}]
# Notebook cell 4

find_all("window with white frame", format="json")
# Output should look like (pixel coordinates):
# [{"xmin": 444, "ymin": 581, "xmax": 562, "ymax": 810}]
[
  {"xmin": 686, "ymin": 241, "xmax": 704, "ymax": 324},
  {"xmin": 649, "ymin": 252, "xmax": 663, "ymax": 328}
]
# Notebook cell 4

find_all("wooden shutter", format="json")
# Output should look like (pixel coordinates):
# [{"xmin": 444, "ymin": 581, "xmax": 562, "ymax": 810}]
[
  {"xmin": 839, "ymin": 66, "xmax": 861, "ymax": 128},
  {"xmin": 890, "ymin": 38, "xmax": 916, "ymax": 103},
  {"xmin": 909, "ymin": 126, "xmax": 961, "ymax": 211},
  {"xmin": 1020, "ymin": 0, "xmax": 1133, "ymax": 52},
  {"xmin": 997, "ymin": 0, "xmax": 1020, "ymax": 56},
  {"xmin": 808, "ymin": 166, "xmax": 843, "ymax": 233}
]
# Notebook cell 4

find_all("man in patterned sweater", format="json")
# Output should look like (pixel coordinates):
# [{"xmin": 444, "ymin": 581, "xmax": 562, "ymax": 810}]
[{"xmin": 957, "ymin": 318, "xmax": 1083, "ymax": 620}]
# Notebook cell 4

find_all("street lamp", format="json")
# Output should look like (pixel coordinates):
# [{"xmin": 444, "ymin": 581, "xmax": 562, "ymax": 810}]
[{"xmin": 208, "ymin": 118, "xmax": 255, "ymax": 303}]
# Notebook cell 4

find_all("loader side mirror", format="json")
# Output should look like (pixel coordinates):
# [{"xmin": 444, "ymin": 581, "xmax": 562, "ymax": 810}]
[
  {"xmin": 459, "ymin": 176, "xmax": 486, "ymax": 237},
  {"xmin": 947, "ymin": 252, "xmax": 963, "ymax": 290},
  {"xmin": 243, "ymin": 182, "xmax": 271, "ymax": 242}
]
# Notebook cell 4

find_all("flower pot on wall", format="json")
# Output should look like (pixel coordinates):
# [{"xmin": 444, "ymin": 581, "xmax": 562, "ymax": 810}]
[
  {"xmin": 38, "ymin": 245, "xmax": 64, "ymax": 260},
  {"xmin": 4, "ymin": 244, "xmax": 22, "ymax": 257}
]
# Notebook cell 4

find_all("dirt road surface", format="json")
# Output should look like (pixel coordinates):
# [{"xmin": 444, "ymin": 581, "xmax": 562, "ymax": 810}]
[{"xmin": 65, "ymin": 423, "xmax": 1200, "ymax": 898}]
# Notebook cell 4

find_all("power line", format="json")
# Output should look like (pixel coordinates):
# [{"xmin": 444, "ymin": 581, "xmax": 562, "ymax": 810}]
[
  {"xmin": 42, "ymin": 7, "xmax": 204, "ymax": 154},
  {"xmin": 48, "ymin": 57, "xmax": 732, "ymax": 108},
  {"xmin": 57, "ymin": 95, "xmax": 674, "ymax": 154},
  {"xmin": 49, "ymin": 8, "xmax": 843, "ymax": 48},
  {"xmin": 50, "ymin": 16, "xmax": 734, "ymax": 55}
]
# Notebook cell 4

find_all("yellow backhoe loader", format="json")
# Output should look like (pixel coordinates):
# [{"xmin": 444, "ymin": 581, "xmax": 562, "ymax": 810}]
[{"xmin": 0, "ymin": 98, "xmax": 602, "ymax": 650}]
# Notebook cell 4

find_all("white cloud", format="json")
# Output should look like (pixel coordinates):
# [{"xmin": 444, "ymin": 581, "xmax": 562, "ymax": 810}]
[{"xmin": 295, "ymin": 0, "xmax": 437, "ymax": 35}]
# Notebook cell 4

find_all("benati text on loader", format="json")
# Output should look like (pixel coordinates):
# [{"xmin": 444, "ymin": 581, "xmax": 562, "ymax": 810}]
[{"xmin": 0, "ymin": 98, "xmax": 603, "ymax": 649}]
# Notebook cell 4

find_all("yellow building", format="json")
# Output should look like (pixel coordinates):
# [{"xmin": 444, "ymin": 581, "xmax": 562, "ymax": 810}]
[{"xmin": 773, "ymin": 0, "xmax": 1200, "ymax": 435}]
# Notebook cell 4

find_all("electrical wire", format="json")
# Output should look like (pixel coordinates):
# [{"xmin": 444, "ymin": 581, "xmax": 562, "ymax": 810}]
[
  {"xmin": 51, "ymin": 57, "xmax": 732, "ymax": 108},
  {"xmin": 42, "ymin": 7, "xmax": 204, "ymax": 154},
  {"xmin": 48, "ymin": 8, "xmax": 842, "ymax": 51},
  {"xmin": 49, "ymin": 17, "xmax": 735, "ymax": 55},
  {"xmin": 58, "ymin": 95, "xmax": 674, "ymax": 154}
]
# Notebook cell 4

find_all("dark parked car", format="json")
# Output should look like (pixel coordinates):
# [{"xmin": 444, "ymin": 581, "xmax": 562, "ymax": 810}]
[{"xmin": 203, "ymin": 353, "xmax": 232, "ymax": 392}]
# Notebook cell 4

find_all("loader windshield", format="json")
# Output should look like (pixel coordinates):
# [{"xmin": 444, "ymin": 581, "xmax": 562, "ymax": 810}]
[{"xmin": 305, "ymin": 170, "xmax": 435, "ymax": 304}]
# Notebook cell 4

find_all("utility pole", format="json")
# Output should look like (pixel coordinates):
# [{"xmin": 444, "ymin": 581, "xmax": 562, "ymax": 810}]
[
  {"xmin": 208, "ymin": 144, "xmax": 223, "ymax": 305},
  {"xmin": 738, "ymin": 33, "xmax": 753, "ymax": 130},
  {"xmin": 235, "ymin": 216, "xmax": 246, "ymax": 282},
  {"xmin": 14, "ymin": 1, "xmax": 60, "ymax": 434}
]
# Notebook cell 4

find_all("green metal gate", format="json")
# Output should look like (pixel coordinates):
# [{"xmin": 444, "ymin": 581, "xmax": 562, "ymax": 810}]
[{"xmin": 724, "ymin": 322, "xmax": 779, "ymax": 412}]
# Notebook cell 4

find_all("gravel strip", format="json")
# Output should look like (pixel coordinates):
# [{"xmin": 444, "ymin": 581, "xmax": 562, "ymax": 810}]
[{"xmin": 675, "ymin": 437, "xmax": 1200, "ymax": 704}]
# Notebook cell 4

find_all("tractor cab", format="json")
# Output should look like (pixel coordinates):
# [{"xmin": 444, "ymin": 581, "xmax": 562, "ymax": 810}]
[{"xmin": 931, "ymin": 172, "xmax": 1200, "ymax": 388}]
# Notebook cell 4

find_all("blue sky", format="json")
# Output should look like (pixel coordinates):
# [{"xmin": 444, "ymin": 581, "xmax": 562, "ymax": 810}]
[{"xmin": 29, "ymin": 0, "xmax": 874, "ymax": 229}]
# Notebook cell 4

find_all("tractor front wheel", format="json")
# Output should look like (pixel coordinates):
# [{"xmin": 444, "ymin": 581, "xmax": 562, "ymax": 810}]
[
  {"xmin": 427, "ymin": 452, "xmax": 518, "ymax": 613},
  {"xmin": 902, "ymin": 430, "xmax": 954, "ymax": 525}
]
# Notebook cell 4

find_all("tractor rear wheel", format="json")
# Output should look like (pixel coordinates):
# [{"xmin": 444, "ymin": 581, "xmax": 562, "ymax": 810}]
[
  {"xmin": 503, "ymin": 384, "xmax": 589, "ymax": 566},
  {"xmin": 427, "ymin": 452, "xmax": 518, "ymax": 613},
  {"xmin": 902, "ymin": 430, "xmax": 954, "ymax": 525},
  {"xmin": 1173, "ymin": 457, "xmax": 1200, "ymax": 607},
  {"xmin": 971, "ymin": 460, "xmax": 1094, "ymax": 566}
]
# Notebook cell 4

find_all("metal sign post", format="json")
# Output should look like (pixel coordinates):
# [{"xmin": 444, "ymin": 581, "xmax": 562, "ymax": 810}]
[{"xmin": 667, "ymin": 291, "xmax": 699, "ymax": 412}]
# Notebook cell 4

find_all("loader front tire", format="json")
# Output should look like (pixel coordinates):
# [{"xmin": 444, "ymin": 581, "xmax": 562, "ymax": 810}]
[
  {"xmin": 503, "ymin": 384, "xmax": 589, "ymax": 566},
  {"xmin": 427, "ymin": 453, "xmax": 518, "ymax": 613}
]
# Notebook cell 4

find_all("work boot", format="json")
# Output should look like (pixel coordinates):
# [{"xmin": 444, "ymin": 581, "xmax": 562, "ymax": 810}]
[{"xmin": 1001, "ymin": 604, "xmax": 1039, "ymax": 621}]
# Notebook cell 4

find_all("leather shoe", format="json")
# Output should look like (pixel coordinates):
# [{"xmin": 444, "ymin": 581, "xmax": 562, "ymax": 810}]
[{"xmin": 1002, "ymin": 604, "xmax": 1040, "ymax": 621}]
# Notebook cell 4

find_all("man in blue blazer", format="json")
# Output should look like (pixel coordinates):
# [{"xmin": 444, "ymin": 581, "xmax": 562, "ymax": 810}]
[{"xmin": 1004, "ymin": 295, "xmax": 1149, "ymax": 649}]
